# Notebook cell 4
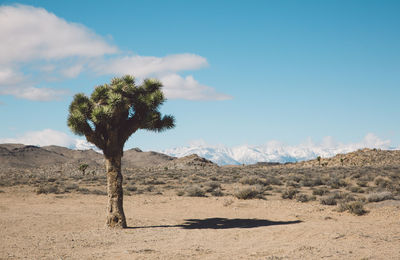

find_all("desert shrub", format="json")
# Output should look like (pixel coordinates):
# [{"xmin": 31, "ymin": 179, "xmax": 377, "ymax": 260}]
[
  {"xmin": 76, "ymin": 187, "xmax": 90, "ymax": 194},
  {"xmin": 65, "ymin": 183, "xmax": 79, "ymax": 191},
  {"xmin": 357, "ymin": 180, "xmax": 368, "ymax": 187},
  {"xmin": 145, "ymin": 185, "xmax": 154, "ymax": 192},
  {"xmin": 312, "ymin": 187, "xmax": 330, "ymax": 196},
  {"xmin": 338, "ymin": 201, "xmax": 367, "ymax": 216},
  {"xmin": 235, "ymin": 186, "xmax": 264, "ymax": 200},
  {"xmin": 366, "ymin": 191, "xmax": 393, "ymax": 202},
  {"xmin": 301, "ymin": 177, "xmax": 323, "ymax": 187},
  {"xmin": 281, "ymin": 188, "xmax": 298, "ymax": 199},
  {"xmin": 211, "ymin": 188, "xmax": 224, "ymax": 197},
  {"xmin": 205, "ymin": 181, "xmax": 221, "ymax": 192},
  {"xmin": 320, "ymin": 192, "xmax": 356, "ymax": 206},
  {"xmin": 287, "ymin": 174, "xmax": 302, "ymax": 183},
  {"xmin": 126, "ymin": 185, "xmax": 137, "ymax": 192},
  {"xmin": 374, "ymin": 176, "xmax": 392, "ymax": 188},
  {"xmin": 36, "ymin": 184, "xmax": 64, "ymax": 194},
  {"xmin": 286, "ymin": 181, "xmax": 301, "ymax": 188},
  {"xmin": 265, "ymin": 176, "xmax": 282, "ymax": 186},
  {"xmin": 320, "ymin": 194, "xmax": 338, "ymax": 205},
  {"xmin": 296, "ymin": 193, "xmax": 316, "ymax": 203},
  {"xmin": 124, "ymin": 189, "xmax": 132, "ymax": 196},
  {"xmin": 328, "ymin": 177, "xmax": 347, "ymax": 189},
  {"xmin": 144, "ymin": 179, "xmax": 166, "ymax": 185},
  {"xmin": 240, "ymin": 176, "xmax": 266, "ymax": 186},
  {"xmin": 349, "ymin": 186, "xmax": 365, "ymax": 193},
  {"xmin": 341, "ymin": 193, "xmax": 356, "ymax": 203},
  {"xmin": 176, "ymin": 190, "xmax": 185, "ymax": 196},
  {"xmin": 0, "ymin": 189, "xmax": 4, "ymax": 193},
  {"xmin": 185, "ymin": 185, "xmax": 206, "ymax": 197},
  {"xmin": 90, "ymin": 189, "xmax": 107, "ymax": 195}
]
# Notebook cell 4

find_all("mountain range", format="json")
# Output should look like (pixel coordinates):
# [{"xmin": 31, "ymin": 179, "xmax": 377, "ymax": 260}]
[{"xmin": 161, "ymin": 139, "xmax": 397, "ymax": 165}]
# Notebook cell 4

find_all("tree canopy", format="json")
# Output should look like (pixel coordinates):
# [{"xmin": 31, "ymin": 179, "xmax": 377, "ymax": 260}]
[{"xmin": 67, "ymin": 75, "xmax": 175, "ymax": 158}]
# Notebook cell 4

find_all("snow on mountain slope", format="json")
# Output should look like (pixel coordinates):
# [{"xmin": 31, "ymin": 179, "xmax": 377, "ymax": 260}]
[{"xmin": 161, "ymin": 134, "xmax": 396, "ymax": 165}]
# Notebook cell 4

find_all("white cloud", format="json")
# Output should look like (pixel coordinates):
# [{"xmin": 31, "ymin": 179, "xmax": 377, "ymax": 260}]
[
  {"xmin": 93, "ymin": 55, "xmax": 230, "ymax": 101},
  {"xmin": 0, "ymin": 4, "xmax": 229, "ymax": 102},
  {"xmin": 0, "ymin": 4, "xmax": 117, "ymax": 101},
  {"xmin": 0, "ymin": 128, "xmax": 100, "ymax": 152},
  {"xmin": 61, "ymin": 63, "xmax": 85, "ymax": 78},
  {"xmin": 0, "ymin": 129, "xmax": 76, "ymax": 147},
  {"xmin": 160, "ymin": 74, "xmax": 232, "ymax": 100},
  {"xmin": 93, "ymin": 54, "xmax": 208, "ymax": 77},
  {"xmin": 1, "ymin": 87, "xmax": 68, "ymax": 101},
  {"xmin": 0, "ymin": 4, "xmax": 117, "ymax": 64}
]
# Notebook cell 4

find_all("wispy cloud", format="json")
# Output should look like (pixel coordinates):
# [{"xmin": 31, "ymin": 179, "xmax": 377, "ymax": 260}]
[
  {"xmin": 0, "ymin": 129, "xmax": 76, "ymax": 147},
  {"xmin": 160, "ymin": 74, "xmax": 232, "ymax": 100},
  {"xmin": 0, "ymin": 4, "xmax": 229, "ymax": 101},
  {"xmin": 0, "ymin": 128, "xmax": 99, "ymax": 151},
  {"xmin": 93, "ymin": 54, "xmax": 208, "ymax": 77}
]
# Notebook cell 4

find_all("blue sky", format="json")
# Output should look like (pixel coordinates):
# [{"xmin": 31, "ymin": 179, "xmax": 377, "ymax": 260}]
[{"xmin": 0, "ymin": 0, "xmax": 399, "ymax": 152}]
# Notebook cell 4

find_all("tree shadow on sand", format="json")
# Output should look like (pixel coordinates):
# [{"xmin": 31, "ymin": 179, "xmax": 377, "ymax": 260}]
[{"xmin": 128, "ymin": 218, "xmax": 302, "ymax": 230}]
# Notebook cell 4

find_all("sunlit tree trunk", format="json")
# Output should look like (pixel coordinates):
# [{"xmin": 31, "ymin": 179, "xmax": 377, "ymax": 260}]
[{"xmin": 105, "ymin": 155, "xmax": 127, "ymax": 228}]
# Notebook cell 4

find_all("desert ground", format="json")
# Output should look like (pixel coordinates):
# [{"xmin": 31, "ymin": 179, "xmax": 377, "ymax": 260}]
[
  {"xmin": 1, "ymin": 186, "xmax": 399, "ymax": 259},
  {"xmin": 1, "ymin": 145, "xmax": 400, "ymax": 259}
]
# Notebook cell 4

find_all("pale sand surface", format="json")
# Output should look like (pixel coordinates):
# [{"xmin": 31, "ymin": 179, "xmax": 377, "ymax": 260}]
[{"xmin": 1, "ymin": 187, "xmax": 399, "ymax": 259}]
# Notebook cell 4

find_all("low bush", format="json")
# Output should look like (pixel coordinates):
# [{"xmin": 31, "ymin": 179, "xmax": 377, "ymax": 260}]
[
  {"xmin": 205, "ymin": 181, "xmax": 221, "ymax": 192},
  {"xmin": 90, "ymin": 189, "xmax": 107, "ymax": 195},
  {"xmin": 320, "ymin": 194, "xmax": 338, "ymax": 205},
  {"xmin": 301, "ymin": 177, "xmax": 323, "ymax": 187},
  {"xmin": 211, "ymin": 188, "xmax": 224, "ymax": 197},
  {"xmin": 185, "ymin": 185, "xmax": 206, "ymax": 197},
  {"xmin": 235, "ymin": 186, "xmax": 264, "ymax": 200},
  {"xmin": 349, "ymin": 186, "xmax": 365, "ymax": 193},
  {"xmin": 36, "ymin": 184, "xmax": 63, "ymax": 194},
  {"xmin": 65, "ymin": 183, "xmax": 79, "ymax": 191},
  {"xmin": 366, "ymin": 191, "xmax": 393, "ymax": 202},
  {"xmin": 374, "ymin": 176, "xmax": 392, "ymax": 188},
  {"xmin": 76, "ymin": 187, "xmax": 90, "ymax": 194},
  {"xmin": 296, "ymin": 194, "xmax": 316, "ymax": 203},
  {"xmin": 281, "ymin": 188, "xmax": 298, "ymax": 199},
  {"xmin": 239, "ymin": 176, "xmax": 266, "ymax": 186},
  {"xmin": 337, "ymin": 201, "xmax": 367, "ymax": 216},
  {"xmin": 312, "ymin": 187, "xmax": 329, "ymax": 196},
  {"xmin": 126, "ymin": 185, "xmax": 137, "ymax": 192},
  {"xmin": 356, "ymin": 180, "xmax": 368, "ymax": 187}
]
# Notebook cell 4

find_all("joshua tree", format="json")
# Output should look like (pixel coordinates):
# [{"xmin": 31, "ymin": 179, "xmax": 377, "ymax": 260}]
[
  {"xmin": 67, "ymin": 75, "xmax": 175, "ymax": 228},
  {"xmin": 317, "ymin": 156, "xmax": 321, "ymax": 166},
  {"xmin": 78, "ymin": 163, "xmax": 89, "ymax": 175}
]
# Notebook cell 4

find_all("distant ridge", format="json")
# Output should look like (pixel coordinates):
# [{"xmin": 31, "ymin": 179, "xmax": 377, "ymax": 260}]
[
  {"xmin": 162, "ymin": 142, "xmax": 398, "ymax": 165},
  {"xmin": 1, "ymin": 144, "xmax": 400, "ymax": 171},
  {"xmin": 297, "ymin": 148, "xmax": 400, "ymax": 167}
]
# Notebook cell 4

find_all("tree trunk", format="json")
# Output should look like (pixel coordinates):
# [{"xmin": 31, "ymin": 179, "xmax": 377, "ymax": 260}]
[{"xmin": 105, "ymin": 155, "xmax": 127, "ymax": 228}]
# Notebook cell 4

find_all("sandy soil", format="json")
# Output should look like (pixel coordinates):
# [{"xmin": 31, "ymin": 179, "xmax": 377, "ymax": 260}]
[{"xmin": 1, "ymin": 186, "xmax": 399, "ymax": 260}]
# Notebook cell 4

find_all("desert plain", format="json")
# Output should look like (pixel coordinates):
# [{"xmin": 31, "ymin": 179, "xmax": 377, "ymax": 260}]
[{"xmin": 1, "ymin": 144, "xmax": 400, "ymax": 259}]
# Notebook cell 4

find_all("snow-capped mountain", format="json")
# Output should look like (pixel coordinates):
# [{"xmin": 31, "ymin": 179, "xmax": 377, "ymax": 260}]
[{"xmin": 161, "ymin": 134, "xmax": 395, "ymax": 165}]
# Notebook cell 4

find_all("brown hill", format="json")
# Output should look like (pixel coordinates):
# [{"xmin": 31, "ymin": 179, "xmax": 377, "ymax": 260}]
[
  {"xmin": 164, "ymin": 154, "xmax": 217, "ymax": 170},
  {"xmin": 297, "ymin": 148, "xmax": 400, "ymax": 167},
  {"xmin": 0, "ymin": 144, "xmax": 177, "ymax": 170},
  {"xmin": 0, "ymin": 144, "xmax": 68, "ymax": 168},
  {"xmin": 122, "ymin": 148, "xmax": 175, "ymax": 168}
]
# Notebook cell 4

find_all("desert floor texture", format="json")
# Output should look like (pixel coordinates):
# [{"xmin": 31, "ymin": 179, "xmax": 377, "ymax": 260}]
[{"xmin": 1, "ymin": 186, "xmax": 399, "ymax": 260}]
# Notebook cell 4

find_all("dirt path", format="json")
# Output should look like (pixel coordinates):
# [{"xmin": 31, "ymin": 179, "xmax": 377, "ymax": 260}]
[{"xmin": 1, "ymin": 187, "xmax": 399, "ymax": 259}]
